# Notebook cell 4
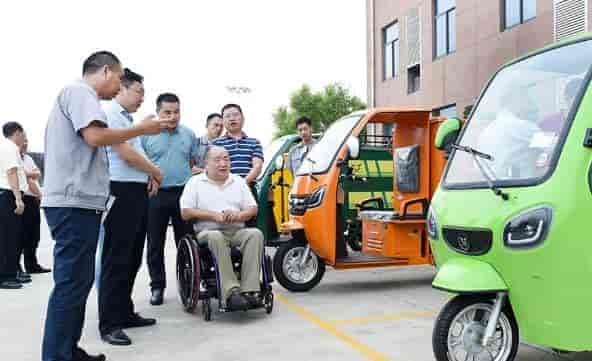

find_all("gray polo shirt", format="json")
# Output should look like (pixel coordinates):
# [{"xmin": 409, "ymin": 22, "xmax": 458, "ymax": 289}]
[{"xmin": 41, "ymin": 79, "xmax": 110, "ymax": 211}]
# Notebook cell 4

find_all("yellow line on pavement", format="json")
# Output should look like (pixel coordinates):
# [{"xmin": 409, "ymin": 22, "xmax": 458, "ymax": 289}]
[
  {"xmin": 328, "ymin": 311, "xmax": 437, "ymax": 327},
  {"xmin": 276, "ymin": 294, "xmax": 392, "ymax": 361}
]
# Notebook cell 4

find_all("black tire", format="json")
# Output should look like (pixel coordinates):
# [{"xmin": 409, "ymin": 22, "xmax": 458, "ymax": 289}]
[
  {"xmin": 202, "ymin": 299, "xmax": 212, "ymax": 322},
  {"xmin": 432, "ymin": 295, "xmax": 519, "ymax": 361},
  {"xmin": 273, "ymin": 242, "xmax": 325, "ymax": 292},
  {"xmin": 264, "ymin": 292, "xmax": 274, "ymax": 314},
  {"xmin": 176, "ymin": 235, "xmax": 200, "ymax": 313}
]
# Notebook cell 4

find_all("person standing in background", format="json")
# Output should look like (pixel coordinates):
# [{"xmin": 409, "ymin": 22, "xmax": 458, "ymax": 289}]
[
  {"xmin": 0, "ymin": 122, "xmax": 27, "ymax": 289},
  {"xmin": 191, "ymin": 112, "xmax": 224, "ymax": 175},
  {"xmin": 18, "ymin": 136, "xmax": 50, "ymax": 275},
  {"xmin": 142, "ymin": 92, "xmax": 197, "ymax": 306}
]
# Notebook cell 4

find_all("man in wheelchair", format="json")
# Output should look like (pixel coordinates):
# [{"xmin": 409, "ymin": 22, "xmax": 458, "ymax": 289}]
[{"xmin": 180, "ymin": 146, "xmax": 263, "ymax": 311}]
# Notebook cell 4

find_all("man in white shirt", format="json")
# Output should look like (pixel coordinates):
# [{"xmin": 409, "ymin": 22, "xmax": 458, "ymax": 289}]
[
  {"xmin": 180, "ymin": 146, "xmax": 263, "ymax": 310},
  {"xmin": 0, "ymin": 122, "xmax": 27, "ymax": 289},
  {"xmin": 18, "ymin": 137, "xmax": 50, "ymax": 275}
]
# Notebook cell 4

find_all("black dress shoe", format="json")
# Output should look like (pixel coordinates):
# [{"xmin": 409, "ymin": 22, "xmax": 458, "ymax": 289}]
[
  {"xmin": 123, "ymin": 313, "xmax": 156, "ymax": 328},
  {"xmin": 26, "ymin": 264, "xmax": 51, "ymax": 274},
  {"xmin": 0, "ymin": 280, "xmax": 23, "ymax": 289},
  {"xmin": 226, "ymin": 289, "xmax": 249, "ymax": 311},
  {"xmin": 73, "ymin": 346, "xmax": 106, "ymax": 361},
  {"xmin": 16, "ymin": 272, "xmax": 32, "ymax": 284},
  {"xmin": 101, "ymin": 329, "xmax": 132, "ymax": 346},
  {"xmin": 150, "ymin": 289, "xmax": 163, "ymax": 305},
  {"xmin": 242, "ymin": 292, "xmax": 261, "ymax": 308}
]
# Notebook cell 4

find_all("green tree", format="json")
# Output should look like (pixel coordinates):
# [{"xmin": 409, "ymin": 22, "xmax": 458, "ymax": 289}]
[{"xmin": 273, "ymin": 83, "xmax": 366, "ymax": 138}]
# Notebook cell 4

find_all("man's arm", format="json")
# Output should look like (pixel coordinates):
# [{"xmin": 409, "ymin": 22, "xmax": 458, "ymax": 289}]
[
  {"xmin": 7, "ymin": 168, "xmax": 24, "ymax": 215},
  {"xmin": 113, "ymin": 142, "xmax": 162, "ymax": 183},
  {"xmin": 27, "ymin": 179, "xmax": 42, "ymax": 199},
  {"xmin": 181, "ymin": 208, "xmax": 223, "ymax": 223},
  {"xmin": 80, "ymin": 116, "xmax": 168, "ymax": 147},
  {"xmin": 244, "ymin": 157, "xmax": 263, "ymax": 184}
]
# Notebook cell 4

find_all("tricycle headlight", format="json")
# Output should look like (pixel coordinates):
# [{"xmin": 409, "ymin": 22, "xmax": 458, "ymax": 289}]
[
  {"xmin": 306, "ymin": 186, "xmax": 326, "ymax": 209},
  {"xmin": 427, "ymin": 206, "xmax": 439, "ymax": 240},
  {"xmin": 504, "ymin": 206, "xmax": 553, "ymax": 248}
]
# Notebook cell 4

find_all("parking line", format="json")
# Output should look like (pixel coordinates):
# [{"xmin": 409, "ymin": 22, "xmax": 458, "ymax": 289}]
[
  {"xmin": 276, "ymin": 294, "xmax": 392, "ymax": 361},
  {"xmin": 328, "ymin": 311, "xmax": 437, "ymax": 327}
]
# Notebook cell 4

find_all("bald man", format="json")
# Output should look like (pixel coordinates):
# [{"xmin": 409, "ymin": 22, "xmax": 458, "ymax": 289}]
[{"xmin": 179, "ymin": 146, "xmax": 263, "ymax": 311}]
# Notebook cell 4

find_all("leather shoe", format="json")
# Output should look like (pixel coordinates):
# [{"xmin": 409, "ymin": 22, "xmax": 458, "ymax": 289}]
[
  {"xmin": 226, "ymin": 288, "xmax": 249, "ymax": 311},
  {"xmin": 150, "ymin": 289, "xmax": 163, "ymax": 305},
  {"xmin": 73, "ymin": 347, "xmax": 106, "ymax": 361},
  {"xmin": 16, "ymin": 272, "xmax": 32, "ymax": 284},
  {"xmin": 0, "ymin": 280, "xmax": 22, "ymax": 289},
  {"xmin": 26, "ymin": 264, "xmax": 51, "ymax": 274},
  {"xmin": 123, "ymin": 313, "xmax": 156, "ymax": 328},
  {"xmin": 101, "ymin": 329, "xmax": 132, "ymax": 346},
  {"xmin": 242, "ymin": 292, "xmax": 261, "ymax": 308}
]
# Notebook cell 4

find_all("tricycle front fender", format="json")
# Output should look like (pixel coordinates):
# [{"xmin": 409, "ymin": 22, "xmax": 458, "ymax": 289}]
[{"xmin": 433, "ymin": 258, "xmax": 507, "ymax": 294}]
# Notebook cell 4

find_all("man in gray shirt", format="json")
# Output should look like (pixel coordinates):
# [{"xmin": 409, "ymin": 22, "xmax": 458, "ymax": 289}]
[
  {"xmin": 191, "ymin": 112, "xmax": 224, "ymax": 174},
  {"xmin": 287, "ymin": 116, "xmax": 317, "ymax": 175},
  {"xmin": 41, "ymin": 51, "xmax": 168, "ymax": 361}
]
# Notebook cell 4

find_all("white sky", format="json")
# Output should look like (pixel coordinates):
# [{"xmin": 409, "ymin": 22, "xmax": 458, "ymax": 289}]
[{"xmin": 0, "ymin": 0, "xmax": 367, "ymax": 152}]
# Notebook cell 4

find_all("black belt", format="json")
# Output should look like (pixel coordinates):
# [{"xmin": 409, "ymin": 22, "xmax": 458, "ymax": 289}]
[{"xmin": 160, "ymin": 186, "xmax": 184, "ymax": 192}]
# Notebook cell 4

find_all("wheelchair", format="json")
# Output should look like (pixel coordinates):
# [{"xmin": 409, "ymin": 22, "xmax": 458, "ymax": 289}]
[{"xmin": 176, "ymin": 231, "xmax": 274, "ymax": 321}]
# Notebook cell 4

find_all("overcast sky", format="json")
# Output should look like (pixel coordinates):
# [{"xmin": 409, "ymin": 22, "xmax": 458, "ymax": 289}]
[{"xmin": 0, "ymin": 0, "xmax": 367, "ymax": 152}]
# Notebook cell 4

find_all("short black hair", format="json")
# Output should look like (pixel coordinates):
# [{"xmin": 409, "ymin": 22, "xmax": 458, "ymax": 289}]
[
  {"xmin": 295, "ymin": 116, "xmax": 312, "ymax": 128},
  {"xmin": 2, "ymin": 122, "xmax": 24, "ymax": 138},
  {"xmin": 82, "ymin": 51, "xmax": 121, "ymax": 76},
  {"xmin": 156, "ymin": 93, "xmax": 180, "ymax": 111},
  {"xmin": 121, "ymin": 68, "xmax": 144, "ymax": 88},
  {"xmin": 206, "ymin": 113, "xmax": 222, "ymax": 126},
  {"xmin": 221, "ymin": 103, "xmax": 243, "ymax": 116}
]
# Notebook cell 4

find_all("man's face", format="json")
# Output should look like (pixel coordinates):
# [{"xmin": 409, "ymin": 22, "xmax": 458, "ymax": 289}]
[
  {"xmin": 119, "ymin": 81, "xmax": 145, "ymax": 113},
  {"xmin": 206, "ymin": 147, "xmax": 231, "ymax": 179},
  {"xmin": 157, "ymin": 102, "xmax": 181, "ymax": 129},
  {"xmin": 222, "ymin": 107, "xmax": 244, "ymax": 134},
  {"xmin": 10, "ymin": 130, "xmax": 26, "ymax": 148},
  {"xmin": 297, "ymin": 122, "xmax": 313, "ymax": 143},
  {"xmin": 207, "ymin": 116, "xmax": 224, "ymax": 139},
  {"xmin": 99, "ymin": 64, "xmax": 124, "ymax": 100}
]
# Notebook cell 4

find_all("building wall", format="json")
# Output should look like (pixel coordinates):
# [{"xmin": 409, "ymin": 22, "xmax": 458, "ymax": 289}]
[{"xmin": 367, "ymin": 0, "xmax": 589, "ymax": 118}]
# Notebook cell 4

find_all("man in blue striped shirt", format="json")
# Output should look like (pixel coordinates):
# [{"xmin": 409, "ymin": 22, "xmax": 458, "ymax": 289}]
[{"xmin": 213, "ymin": 104, "xmax": 263, "ymax": 186}]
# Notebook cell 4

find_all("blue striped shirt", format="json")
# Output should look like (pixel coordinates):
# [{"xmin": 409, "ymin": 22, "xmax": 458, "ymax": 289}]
[{"xmin": 213, "ymin": 133, "xmax": 263, "ymax": 177}]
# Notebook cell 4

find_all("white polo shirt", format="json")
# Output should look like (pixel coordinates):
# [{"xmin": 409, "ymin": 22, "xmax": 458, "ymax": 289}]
[
  {"xmin": 0, "ymin": 138, "xmax": 26, "ymax": 192},
  {"xmin": 179, "ymin": 172, "xmax": 257, "ymax": 232}
]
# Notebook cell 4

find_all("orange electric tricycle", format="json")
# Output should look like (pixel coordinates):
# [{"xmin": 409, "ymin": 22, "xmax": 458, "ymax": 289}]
[{"xmin": 273, "ymin": 108, "xmax": 450, "ymax": 291}]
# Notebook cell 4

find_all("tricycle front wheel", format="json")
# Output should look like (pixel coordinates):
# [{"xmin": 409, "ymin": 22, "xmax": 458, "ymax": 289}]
[
  {"xmin": 273, "ymin": 242, "xmax": 325, "ymax": 292},
  {"xmin": 433, "ymin": 295, "xmax": 519, "ymax": 361}
]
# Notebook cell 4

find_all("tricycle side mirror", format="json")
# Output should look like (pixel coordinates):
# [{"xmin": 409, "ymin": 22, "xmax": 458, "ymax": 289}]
[
  {"xmin": 346, "ymin": 136, "xmax": 360, "ymax": 159},
  {"xmin": 435, "ymin": 117, "xmax": 462, "ymax": 151}
]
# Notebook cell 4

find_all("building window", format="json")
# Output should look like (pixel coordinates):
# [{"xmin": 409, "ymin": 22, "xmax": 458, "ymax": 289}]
[
  {"xmin": 383, "ymin": 22, "xmax": 400, "ymax": 79},
  {"xmin": 433, "ymin": 104, "xmax": 457, "ymax": 119},
  {"xmin": 504, "ymin": 0, "xmax": 536, "ymax": 29},
  {"xmin": 408, "ymin": 65, "xmax": 421, "ymax": 94},
  {"xmin": 435, "ymin": 0, "xmax": 456, "ymax": 58}
]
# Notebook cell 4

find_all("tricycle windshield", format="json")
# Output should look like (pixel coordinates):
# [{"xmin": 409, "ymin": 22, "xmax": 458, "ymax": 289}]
[
  {"xmin": 444, "ymin": 40, "xmax": 592, "ymax": 188},
  {"xmin": 258, "ymin": 135, "xmax": 291, "ymax": 181},
  {"xmin": 296, "ymin": 114, "xmax": 363, "ymax": 176}
]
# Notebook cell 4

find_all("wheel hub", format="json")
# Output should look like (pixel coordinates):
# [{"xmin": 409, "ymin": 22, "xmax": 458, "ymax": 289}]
[
  {"xmin": 461, "ymin": 322, "xmax": 486, "ymax": 354},
  {"xmin": 283, "ymin": 247, "xmax": 318, "ymax": 284}
]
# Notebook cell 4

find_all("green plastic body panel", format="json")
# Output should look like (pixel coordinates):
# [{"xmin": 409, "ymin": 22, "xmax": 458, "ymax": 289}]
[
  {"xmin": 432, "ymin": 258, "xmax": 507, "ymax": 293},
  {"xmin": 430, "ymin": 34, "xmax": 592, "ymax": 352}
]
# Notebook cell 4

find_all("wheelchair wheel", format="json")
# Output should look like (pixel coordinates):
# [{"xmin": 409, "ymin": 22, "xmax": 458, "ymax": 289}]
[
  {"xmin": 176, "ymin": 235, "xmax": 201, "ymax": 313},
  {"xmin": 202, "ymin": 299, "xmax": 212, "ymax": 322},
  {"xmin": 264, "ymin": 292, "xmax": 274, "ymax": 314}
]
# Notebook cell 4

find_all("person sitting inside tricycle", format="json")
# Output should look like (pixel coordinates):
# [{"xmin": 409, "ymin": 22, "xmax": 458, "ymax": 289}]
[{"xmin": 180, "ymin": 145, "xmax": 264, "ymax": 310}]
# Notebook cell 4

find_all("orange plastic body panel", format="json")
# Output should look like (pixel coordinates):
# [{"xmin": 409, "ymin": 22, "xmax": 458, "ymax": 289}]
[{"xmin": 285, "ymin": 108, "xmax": 444, "ymax": 269}]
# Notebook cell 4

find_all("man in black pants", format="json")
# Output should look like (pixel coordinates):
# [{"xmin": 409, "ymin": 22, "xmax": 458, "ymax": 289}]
[
  {"xmin": 142, "ymin": 93, "xmax": 197, "ymax": 305},
  {"xmin": 98, "ymin": 68, "xmax": 163, "ymax": 346},
  {"xmin": 0, "ymin": 122, "xmax": 27, "ymax": 289}
]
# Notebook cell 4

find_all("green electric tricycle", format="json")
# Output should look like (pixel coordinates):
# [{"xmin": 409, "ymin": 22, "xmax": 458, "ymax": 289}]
[{"xmin": 429, "ymin": 34, "xmax": 592, "ymax": 360}]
